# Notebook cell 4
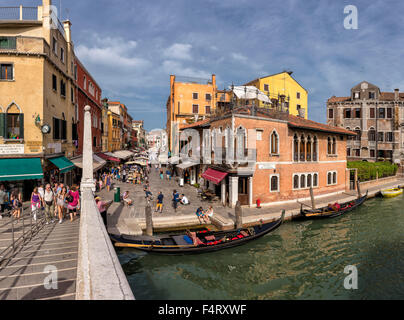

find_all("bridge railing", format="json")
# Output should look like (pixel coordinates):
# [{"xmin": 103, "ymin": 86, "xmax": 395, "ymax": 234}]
[
  {"xmin": 75, "ymin": 188, "xmax": 134, "ymax": 300},
  {"xmin": 0, "ymin": 6, "xmax": 38, "ymax": 21}
]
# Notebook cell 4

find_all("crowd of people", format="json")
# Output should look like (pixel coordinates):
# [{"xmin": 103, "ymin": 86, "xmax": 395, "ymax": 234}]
[{"xmin": 0, "ymin": 183, "xmax": 81, "ymax": 224}]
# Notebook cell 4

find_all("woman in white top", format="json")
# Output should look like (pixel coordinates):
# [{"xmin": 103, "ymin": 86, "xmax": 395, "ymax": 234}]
[{"xmin": 205, "ymin": 206, "xmax": 214, "ymax": 218}]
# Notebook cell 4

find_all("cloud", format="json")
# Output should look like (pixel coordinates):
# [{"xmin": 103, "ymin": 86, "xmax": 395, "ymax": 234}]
[{"xmin": 164, "ymin": 43, "xmax": 193, "ymax": 60}]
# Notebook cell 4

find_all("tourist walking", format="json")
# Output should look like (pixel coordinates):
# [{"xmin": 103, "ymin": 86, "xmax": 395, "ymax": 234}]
[
  {"xmin": 166, "ymin": 169, "xmax": 171, "ymax": 181},
  {"xmin": 95, "ymin": 196, "xmax": 109, "ymax": 226},
  {"xmin": 0, "ymin": 185, "xmax": 8, "ymax": 217},
  {"xmin": 172, "ymin": 190, "xmax": 179, "ymax": 212},
  {"xmin": 122, "ymin": 168, "xmax": 127, "ymax": 183},
  {"xmin": 10, "ymin": 190, "xmax": 22, "ymax": 221},
  {"xmin": 105, "ymin": 174, "xmax": 112, "ymax": 192},
  {"xmin": 66, "ymin": 186, "xmax": 80, "ymax": 222},
  {"xmin": 56, "ymin": 186, "xmax": 67, "ymax": 224},
  {"xmin": 38, "ymin": 184, "xmax": 45, "ymax": 208},
  {"xmin": 31, "ymin": 187, "xmax": 42, "ymax": 222},
  {"xmin": 43, "ymin": 184, "xmax": 56, "ymax": 224},
  {"xmin": 160, "ymin": 169, "xmax": 164, "ymax": 180},
  {"xmin": 156, "ymin": 192, "xmax": 164, "ymax": 213}
]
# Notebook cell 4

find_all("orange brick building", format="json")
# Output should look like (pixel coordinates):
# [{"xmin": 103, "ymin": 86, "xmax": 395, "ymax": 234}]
[
  {"xmin": 177, "ymin": 107, "xmax": 355, "ymax": 207},
  {"xmin": 166, "ymin": 74, "xmax": 217, "ymax": 152}
]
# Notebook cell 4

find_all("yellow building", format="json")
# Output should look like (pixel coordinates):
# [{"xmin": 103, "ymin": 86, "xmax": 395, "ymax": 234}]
[
  {"xmin": 244, "ymin": 71, "xmax": 308, "ymax": 118},
  {"xmin": 166, "ymin": 74, "xmax": 217, "ymax": 151},
  {"xmin": 108, "ymin": 111, "xmax": 121, "ymax": 152},
  {"xmin": 101, "ymin": 99, "xmax": 109, "ymax": 152},
  {"xmin": 0, "ymin": 0, "xmax": 78, "ymax": 195}
]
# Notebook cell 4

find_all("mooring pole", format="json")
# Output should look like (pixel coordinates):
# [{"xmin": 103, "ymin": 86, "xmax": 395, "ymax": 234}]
[
  {"xmin": 356, "ymin": 180, "xmax": 362, "ymax": 198},
  {"xmin": 235, "ymin": 201, "xmax": 243, "ymax": 229},
  {"xmin": 310, "ymin": 187, "xmax": 316, "ymax": 209},
  {"xmin": 145, "ymin": 204, "xmax": 153, "ymax": 236}
]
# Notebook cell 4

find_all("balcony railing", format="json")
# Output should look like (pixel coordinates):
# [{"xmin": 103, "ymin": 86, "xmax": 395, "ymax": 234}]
[{"xmin": 0, "ymin": 6, "xmax": 38, "ymax": 21}]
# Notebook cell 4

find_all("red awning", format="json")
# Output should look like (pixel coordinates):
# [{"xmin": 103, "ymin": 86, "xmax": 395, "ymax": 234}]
[
  {"xmin": 202, "ymin": 168, "xmax": 228, "ymax": 185},
  {"xmin": 97, "ymin": 153, "xmax": 121, "ymax": 163}
]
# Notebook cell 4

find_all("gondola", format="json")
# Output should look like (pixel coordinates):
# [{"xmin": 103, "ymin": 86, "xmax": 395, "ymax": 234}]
[
  {"xmin": 300, "ymin": 191, "xmax": 368, "ymax": 219},
  {"xmin": 110, "ymin": 211, "xmax": 285, "ymax": 254}
]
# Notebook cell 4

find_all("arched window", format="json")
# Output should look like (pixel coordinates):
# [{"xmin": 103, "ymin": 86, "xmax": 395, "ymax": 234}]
[
  {"xmin": 270, "ymin": 175, "xmax": 279, "ymax": 192},
  {"xmin": 293, "ymin": 175, "xmax": 299, "ymax": 189},
  {"xmin": 333, "ymin": 172, "xmax": 337, "ymax": 184},
  {"xmin": 327, "ymin": 172, "xmax": 332, "ymax": 185},
  {"xmin": 293, "ymin": 134, "xmax": 299, "ymax": 162},
  {"xmin": 354, "ymin": 127, "xmax": 361, "ymax": 141},
  {"xmin": 307, "ymin": 174, "xmax": 312, "ymax": 187},
  {"xmin": 368, "ymin": 127, "xmax": 376, "ymax": 141},
  {"xmin": 306, "ymin": 136, "xmax": 312, "ymax": 161},
  {"xmin": 313, "ymin": 136, "xmax": 318, "ymax": 161},
  {"xmin": 4, "ymin": 101, "xmax": 24, "ymax": 140},
  {"xmin": 270, "ymin": 130, "xmax": 279, "ymax": 155},
  {"xmin": 300, "ymin": 175, "xmax": 306, "ymax": 188},
  {"xmin": 327, "ymin": 137, "xmax": 332, "ymax": 154},
  {"xmin": 332, "ymin": 137, "xmax": 336, "ymax": 155},
  {"xmin": 300, "ymin": 135, "xmax": 305, "ymax": 161},
  {"xmin": 313, "ymin": 173, "xmax": 318, "ymax": 187}
]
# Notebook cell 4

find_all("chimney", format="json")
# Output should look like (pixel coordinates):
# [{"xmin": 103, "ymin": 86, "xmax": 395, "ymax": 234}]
[
  {"xmin": 63, "ymin": 20, "xmax": 72, "ymax": 43},
  {"xmin": 394, "ymin": 89, "xmax": 399, "ymax": 101}
]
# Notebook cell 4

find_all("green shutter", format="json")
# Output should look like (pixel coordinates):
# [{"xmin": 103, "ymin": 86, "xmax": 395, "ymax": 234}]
[
  {"xmin": 0, "ymin": 113, "xmax": 5, "ymax": 138},
  {"xmin": 19, "ymin": 113, "xmax": 24, "ymax": 139}
]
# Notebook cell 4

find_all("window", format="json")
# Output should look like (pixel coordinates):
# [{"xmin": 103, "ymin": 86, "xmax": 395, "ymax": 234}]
[
  {"xmin": 385, "ymin": 132, "xmax": 393, "ymax": 142},
  {"xmin": 387, "ymin": 108, "xmax": 392, "ymax": 119},
  {"xmin": 327, "ymin": 172, "xmax": 332, "ymax": 185},
  {"xmin": 354, "ymin": 128, "xmax": 361, "ymax": 141},
  {"xmin": 52, "ymin": 37, "xmax": 57, "ymax": 54},
  {"xmin": 354, "ymin": 92, "xmax": 360, "ymax": 99},
  {"xmin": 293, "ymin": 175, "xmax": 299, "ymax": 189},
  {"xmin": 297, "ymin": 92, "xmax": 301, "ymax": 99},
  {"xmin": 300, "ymin": 175, "xmax": 306, "ymax": 189},
  {"xmin": 52, "ymin": 74, "xmax": 57, "ymax": 91},
  {"xmin": 368, "ymin": 128, "xmax": 376, "ymax": 141},
  {"xmin": 313, "ymin": 174, "xmax": 318, "ymax": 187},
  {"xmin": 297, "ymin": 104, "xmax": 301, "ymax": 110},
  {"xmin": 347, "ymin": 148, "xmax": 351, "ymax": 157},
  {"xmin": 270, "ymin": 175, "xmax": 279, "ymax": 192},
  {"xmin": 344, "ymin": 108, "xmax": 351, "ymax": 118},
  {"xmin": 4, "ymin": 113, "xmax": 24, "ymax": 139},
  {"xmin": 72, "ymin": 122, "xmax": 78, "ymax": 140},
  {"xmin": 256, "ymin": 130, "xmax": 262, "ymax": 141},
  {"xmin": 192, "ymin": 92, "xmax": 198, "ymax": 100},
  {"xmin": 83, "ymin": 76, "xmax": 87, "ymax": 90},
  {"xmin": 61, "ymin": 119, "xmax": 67, "ymax": 140},
  {"xmin": 60, "ymin": 80, "xmax": 66, "ymax": 97},
  {"xmin": 355, "ymin": 108, "xmax": 361, "ymax": 118},
  {"xmin": 313, "ymin": 136, "xmax": 318, "ymax": 161},
  {"xmin": 264, "ymin": 84, "xmax": 269, "ymax": 92},
  {"xmin": 270, "ymin": 131, "xmax": 279, "ymax": 155},
  {"xmin": 0, "ymin": 64, "xmax": 13, "ymax": 80},
  {"xmin": 328, "ymin": 108, "xmax": 334, "ymax": 119},
  {"xmin": 377, "ymin": 132, "xmax": 384, "ymax": 142},
  {"xmin": 306, "ymin": 136, "xmax": 312, "ymax": 161},
  {"xmin": 299, "ymin": 135, "xmax": 305, "ymax": 161},
  {"xmin": 53, "ymin": 117, "xmax": 60, "ymax": 140},
  {"xmin": 354, "ymin": 149, "xmax": 360, "ymax": 157},
  {"xmin": 93, "ymin": 136, "xmax": 97, "ymax": 147},
  {"xmin": 307, "ymin": 174, "xmax": 312, "ymax": 188},
  {"xmin": 0, "ymin": 37, "xmax": 16, "ymax": 49},
  {"xmin": 370, "ymin": 108, "xmax": 375, "ymax": 118},
  {"xmin": 205, "ymin": 93, "xmax": 211, "ymax": 101},
  {"xmin": 60, "ymin": 47, "xmax": 65, "ymax": 63},
  {"xmin": 293, "ymin": 134, "xmax": 299, "ymax": 162},
  {"xmin": 370, "ymin": 149, "xmax": 375, "ymax": 158},
  {"xmin": 205, "ymin": 106, "xmax": 211, "ymax": 114},
  {"xmin": 369, "ymin": 92, "xmax": 375, "ymax": 99},
  {"xmin": 378, "ymin": 108, "xmax": 385, "ymax": 119},
  {"xmin": 192, "ymin": 104, "xmax": 198, "ymax": 114},
  {"xmin": 327, "ymin": 137, "xmax": 332, "ymax": 154}
]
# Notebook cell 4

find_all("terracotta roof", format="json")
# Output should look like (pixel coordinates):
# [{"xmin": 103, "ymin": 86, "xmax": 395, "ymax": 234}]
[
  {"xmin": 328, "ymin": 96, "xmax": 351, "ymax": 103},
  {"xmin": 379, "ymin": 92, "xmax": 404, "ymax": 101},
  {"xmin": 287, "ymin": 114, "xmax": 356, "ymax": 135},
  {"xmin": 179, "ymin": 119, "xmax": 210, "ymax": 130}
]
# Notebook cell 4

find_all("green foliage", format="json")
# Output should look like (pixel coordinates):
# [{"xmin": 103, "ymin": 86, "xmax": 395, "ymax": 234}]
[{"xmin": 348, "ymin": 161, "xmax": 398, "ymax": 182}]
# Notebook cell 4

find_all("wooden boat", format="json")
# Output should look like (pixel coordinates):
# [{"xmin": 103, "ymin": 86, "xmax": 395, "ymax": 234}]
[
  {"xmin": 381, "ymin": 187, "xmax": 403, "ymax": 198},
  {"xmin": 300, "ymin": 191, "xmax": 368, "ymax": 219},
  {"xmin": 110, "ymin": 211, "xmax": 285, "ymax": 254}
]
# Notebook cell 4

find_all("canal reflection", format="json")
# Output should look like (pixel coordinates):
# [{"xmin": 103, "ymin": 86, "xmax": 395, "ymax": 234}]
[{"xmin": 118, "ymin": 197, "xmax": 404, "ymax": 300}]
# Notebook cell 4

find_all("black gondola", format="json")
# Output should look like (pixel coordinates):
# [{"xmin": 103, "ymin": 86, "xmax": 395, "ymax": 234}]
[
  {"xmin": 110, "ymin": 211, "xmax": 285, "ymax": 254},
  {"xmin": 300, "ymin": 191, "xmax": 368, "ymax": 219}
]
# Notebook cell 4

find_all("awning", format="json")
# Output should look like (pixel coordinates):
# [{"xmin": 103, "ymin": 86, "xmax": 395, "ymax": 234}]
[
  {"xmin": 177, "ymin": 162, "xmax": 198, "ymax": 170},
  {"xmin": 71, "ymin": 155, "xmax": 107, "ymax": 172},
  {"xmin": 168, "ymin": 156, "xmax": 180, "ymax": 164},
  {"xmin": 97, "ymin": 153, "xmax": 121, "ymax": 163},
  {"xmin": 230, "ymin": 85, "xmax": 272, "ymax": 104},
  {"xmin": 0, "ymin": 158, "xmax": 44, "ymax": 181},
  {"xmin": 49, "ymin": 156, "xmax": 75, "ymax": 174},
  {"xmin": 202, "ymin": 168, "xmax": 228, "ymax": 185},
  {"xmin": 112, "ymin": 150, "xmax": 133, "ymax": 160}
]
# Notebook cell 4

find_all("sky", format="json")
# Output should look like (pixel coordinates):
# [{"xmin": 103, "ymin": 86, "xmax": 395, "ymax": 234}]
[{"xmin": 5, "ymin": 0, "xmax": 404, "ymax": 131}]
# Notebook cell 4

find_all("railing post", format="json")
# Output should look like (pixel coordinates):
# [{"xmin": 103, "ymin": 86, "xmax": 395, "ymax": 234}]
[
  {"xmin": 11, "ymin": 215, "xmax": 15, "ymax": 254},
  {"xmin": 19, "ymin": 5, "xmax": 23, "ymax": 20}
]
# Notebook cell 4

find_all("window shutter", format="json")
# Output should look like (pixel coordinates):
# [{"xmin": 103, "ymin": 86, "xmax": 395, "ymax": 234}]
[
  {"xmin": 0, "ymin": 113, "xmax": 5, "ymax": 138},
  {"xmin": 19, "ymin": 114, "xmax": 24, "ymax": 139}
]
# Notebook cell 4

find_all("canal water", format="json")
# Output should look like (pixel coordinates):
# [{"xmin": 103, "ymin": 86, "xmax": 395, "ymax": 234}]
[{"xmin": 117, "ymin": 197, "xmax": 404, "ymax": 299}]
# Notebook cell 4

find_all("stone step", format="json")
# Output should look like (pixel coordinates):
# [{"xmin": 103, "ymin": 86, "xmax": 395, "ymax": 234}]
[
  {"xmin": 0, "ymin": 267, "xmax": 77, "ymax": 290},
  {"xmin": 0, "ymin": 259, "xmax": 77, "ymax": 277},
  {"xmin": 5, "ymin": 246, "xmax": 79, "ymax": 260},
  {"xmin": 0, "ymin": 278, "xmax": 76, "ymax": 300},
  {"xmin": 4, "ymin": 251, "xmax": 78, "ymax": 268}
]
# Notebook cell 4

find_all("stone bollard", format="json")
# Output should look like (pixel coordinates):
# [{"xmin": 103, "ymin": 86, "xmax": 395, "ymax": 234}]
[
  {"xmin": 145, "ymin": 204, "xmax": 153, "ymax": 236},
  {"xmin": 235, "ymin": 201, "xmax": 243, "ymax": 229},
  {"xmin": 356, "ymin": 180, "xmax": 362, "ymax": 198},
  {"xmin": 310, "ymin": 187, "xmax": 316, "ymax": 209}
]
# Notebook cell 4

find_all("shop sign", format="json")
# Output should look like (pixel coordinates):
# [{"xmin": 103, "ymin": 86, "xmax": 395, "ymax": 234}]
[{"xmin": 0, "ymin": 144, "xmax": 25, "ymax": 154}]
